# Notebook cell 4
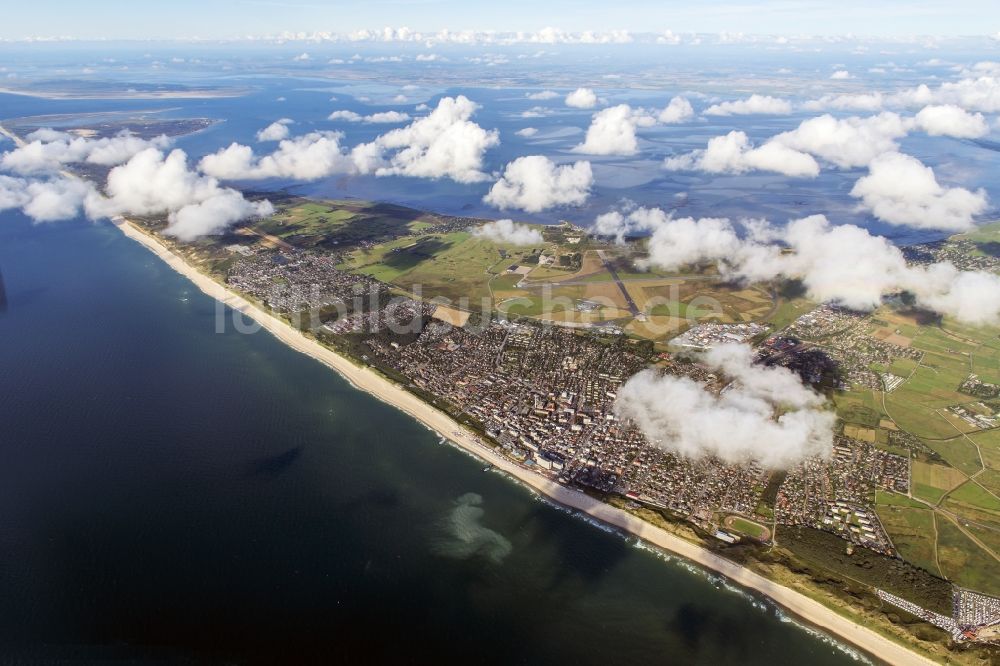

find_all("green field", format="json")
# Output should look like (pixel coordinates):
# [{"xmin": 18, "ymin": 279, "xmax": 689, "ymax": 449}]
[
  {"xmin": 920, "ymin": 436, "xmax": 984, "ymax": 476},
  {"xmin": 978, "ymin": 468, "xmax": 1000, "ymax": 494},
  {"xmin": 969, "ymin": 429, "xmax": 1000, "ymax": 470},
  {"xmin": 254, "ymin": 199, "xmax": 433, "ymax": 250},
  {"xmin": 911, "ymin": 460, "xmax": 967, "ymax": 504},
  {"xmin": 945, "ymin": 480, "xmax": 1000, "ymax": 512},
  {"xmin": 348, "ymin": 231, "xmax": 548, "ymax": 304},
  {"xmin": 875, "ymin": 490, "xmax": 925, "ymax": 508},
  {"xmin": 834, "ymin": 389, "xmax": 886, "ymax": 428},
  {"xmin": 875, "ymin": 502, "xmax": 941, "ymax": 576},
  {"xmin": 764, "ymin": 297, "xmax": 814, "ymax": 330},
  {"xmin": 954, "ymin": 220, "xmax": 1000, "ymax": 257},
  {"xmin": 727, "ymin": 516, "xmax": 769, "ymax": 540},
  {"xmin": 934, "ymin": 516, "xmax": 1000, "ymax": 596}
]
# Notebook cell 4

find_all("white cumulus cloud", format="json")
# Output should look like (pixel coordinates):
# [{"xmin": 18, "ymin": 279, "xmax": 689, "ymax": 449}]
[
  {"xmin": 850, "ymin": 152, "xmax": 988, "ymax": 230},
  {"xmin": 200, "ymin": 132, "xmax": 358, "ymax": 181},
  {"xmin": 913, "ymin": 104, "xmax": 989, "ymax": 138},
  {"xmin": 256, "ymin": 118, "xmax": 294, "ymax": 142},
  {"xmin": 328, "ymin": 109, "xmax": 411, "ymax": 123},
  {"xmin": 608, "ymin": 209, "xmax": 1000, "ymax": 323},
  {"xmin": 472, "ymin": 218, "xmax": 544, "ymax": 245},
  {"xmin": 573, "ymin": 104, "xmax": 655, "ymax": 155},
  {"xmin": 769, "ymin": 112, "xmax": 911, "ymax": 169},
  {"xmin": 616, "ymin": 343, "xmax": 835, "ymax": 469},
  {"xmin": 703, "ymin": 94, "xmax": 792, "ymax": 116},
  {"xmin": 664, "ymin": 130, "xmax": 820, "ymax": 177},
  {"xmin": 526, "ymin": 90, "xmax": 559, "ymax": 100},
  {"xmin": 0, "ymin": 143, "xmax": 271, "ymax": 239},
  {"xmin": 484, "ymin": 155, "xmax": 593, "ymax": 212},
  {"xmin": 1, "ymin": 129, "xmax": 170, "ymax": 174},
  {"xmin": 357, "ymin": 95, "xmax": 499, "ymax": 183},
  {"xmin": 565, "ymin": 87, "xmax": 598, "ymax": 109},
  {"xmin": 657, "ymin": 96, "xmax": 695, "ymax": 123}
]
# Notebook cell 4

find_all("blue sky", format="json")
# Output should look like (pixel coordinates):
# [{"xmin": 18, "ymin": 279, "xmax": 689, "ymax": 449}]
[{"xmin": 2, "ymin": 0, "xmax": 999, "ymax": 40}]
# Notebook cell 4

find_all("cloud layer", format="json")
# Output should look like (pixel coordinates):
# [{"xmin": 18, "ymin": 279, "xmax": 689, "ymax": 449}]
[{"xmin": 328, "ymin": 109, "xmax": 411, "ymax": 123}]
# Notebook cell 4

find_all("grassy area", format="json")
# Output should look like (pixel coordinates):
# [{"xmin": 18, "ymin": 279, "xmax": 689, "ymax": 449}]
[
  {"xmin": 834, "ymin": 389, "xmax": 886, "ymax": 428},
  {"xmin": 946, "ymin": 480, "xmax": 1000, "ymax": 512},
  {"xmin": 969, "ymin": 428, "xmax": 1000, "ymax": 470},
  {"xmin": 876, "ymin": 490, "xmax": 926, "ymax": 508},
  {"xmin": 351, "ymin": 231, "xmax": 548, "ymax": 305},
  {"xmin": 920, "ymin": 436, "xmax": 984, "ymax": 476},
  {"xmin": 765, "ymin": 296, "xmax": 815, "ymax": 330},
  {"xmin": 254, "ymin": 198, "xmax": 431, "ymax": 250},
  {"xmin": 912, "ymin": 460, "xmax": 967, "ymax": 503},
  {"xmin": 977, "ymin": 468, "xmax": 1000, "ymax": 494},
  {"xmin": 889, "ymin": 357, "xmax": 919, "ymax": 377},
  {"xmin": 886, "ymin": 394, "xmax": 964, "ymax": 439},
  {"xmin": 935, "ymin": 516, "xmax": 1000, "ymax": 596},
  {"xmin": 875, "ymin": 502, "xmax": 941, "ymax": 576},
  {"xmin": 727, "ymin": 516, "xmax": 769, "ymax": 540}
]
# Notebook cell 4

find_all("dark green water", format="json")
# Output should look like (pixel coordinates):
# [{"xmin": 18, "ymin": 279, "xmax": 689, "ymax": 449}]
[{"xmin": 0, "ymin": 214, "xmax": 861, "ymax": 664}]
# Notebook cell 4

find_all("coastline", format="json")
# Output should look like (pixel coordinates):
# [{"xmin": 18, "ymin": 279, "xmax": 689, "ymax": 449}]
[
  {"xmin": 111, "ymin": 215, "xmax": 940, "ymax": 666},
  {"xmin": 0, "ymin": 87, "xmax": 246, "ymax": 100}
]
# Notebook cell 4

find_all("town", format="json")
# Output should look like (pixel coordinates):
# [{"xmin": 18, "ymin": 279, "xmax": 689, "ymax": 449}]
[{"xmin": 181, "ymin": 205, "xmax": 1000, "ymax": 644}]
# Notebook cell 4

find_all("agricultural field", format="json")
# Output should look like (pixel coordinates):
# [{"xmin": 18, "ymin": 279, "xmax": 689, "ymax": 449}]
[
  {"xmin": 920, "ymin": 436, "xmax": 984, "ymax": 476},
  {"xmin": 911, "ymin": 460, "xmax": 967, "ymax": 504},
  {"xmin": 970, "ymin": 428, "xmax": 1000, "ymax": 470},
  {"xmin": 865, "ymin": 309, "xmax": 1000, "ymax": 594},
  {"xmin": 978, "ymin": 468, "xmax": 1000, "ymax": 494}
]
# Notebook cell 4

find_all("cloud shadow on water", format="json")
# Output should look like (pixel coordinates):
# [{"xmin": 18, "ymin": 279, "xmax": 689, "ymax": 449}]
[{"xmin": 245, "ymin": 446, "xmax": 303, "ymax": 479}]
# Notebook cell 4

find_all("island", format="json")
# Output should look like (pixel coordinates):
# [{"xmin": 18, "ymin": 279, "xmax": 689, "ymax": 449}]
[{"xmin": 113, "ymin": 192, "xmax": 1000, "ymax": 665}]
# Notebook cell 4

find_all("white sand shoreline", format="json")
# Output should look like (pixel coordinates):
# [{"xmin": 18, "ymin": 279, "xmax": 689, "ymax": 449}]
[{"xmin": 112, "ymin": 216, "xmax": 937, "ymax": 666}]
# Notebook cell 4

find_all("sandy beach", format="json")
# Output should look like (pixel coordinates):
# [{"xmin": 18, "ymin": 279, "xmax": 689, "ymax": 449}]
[{"xmin": 112, "ymin": 214, "xmax": 937, "ymax": 665}]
